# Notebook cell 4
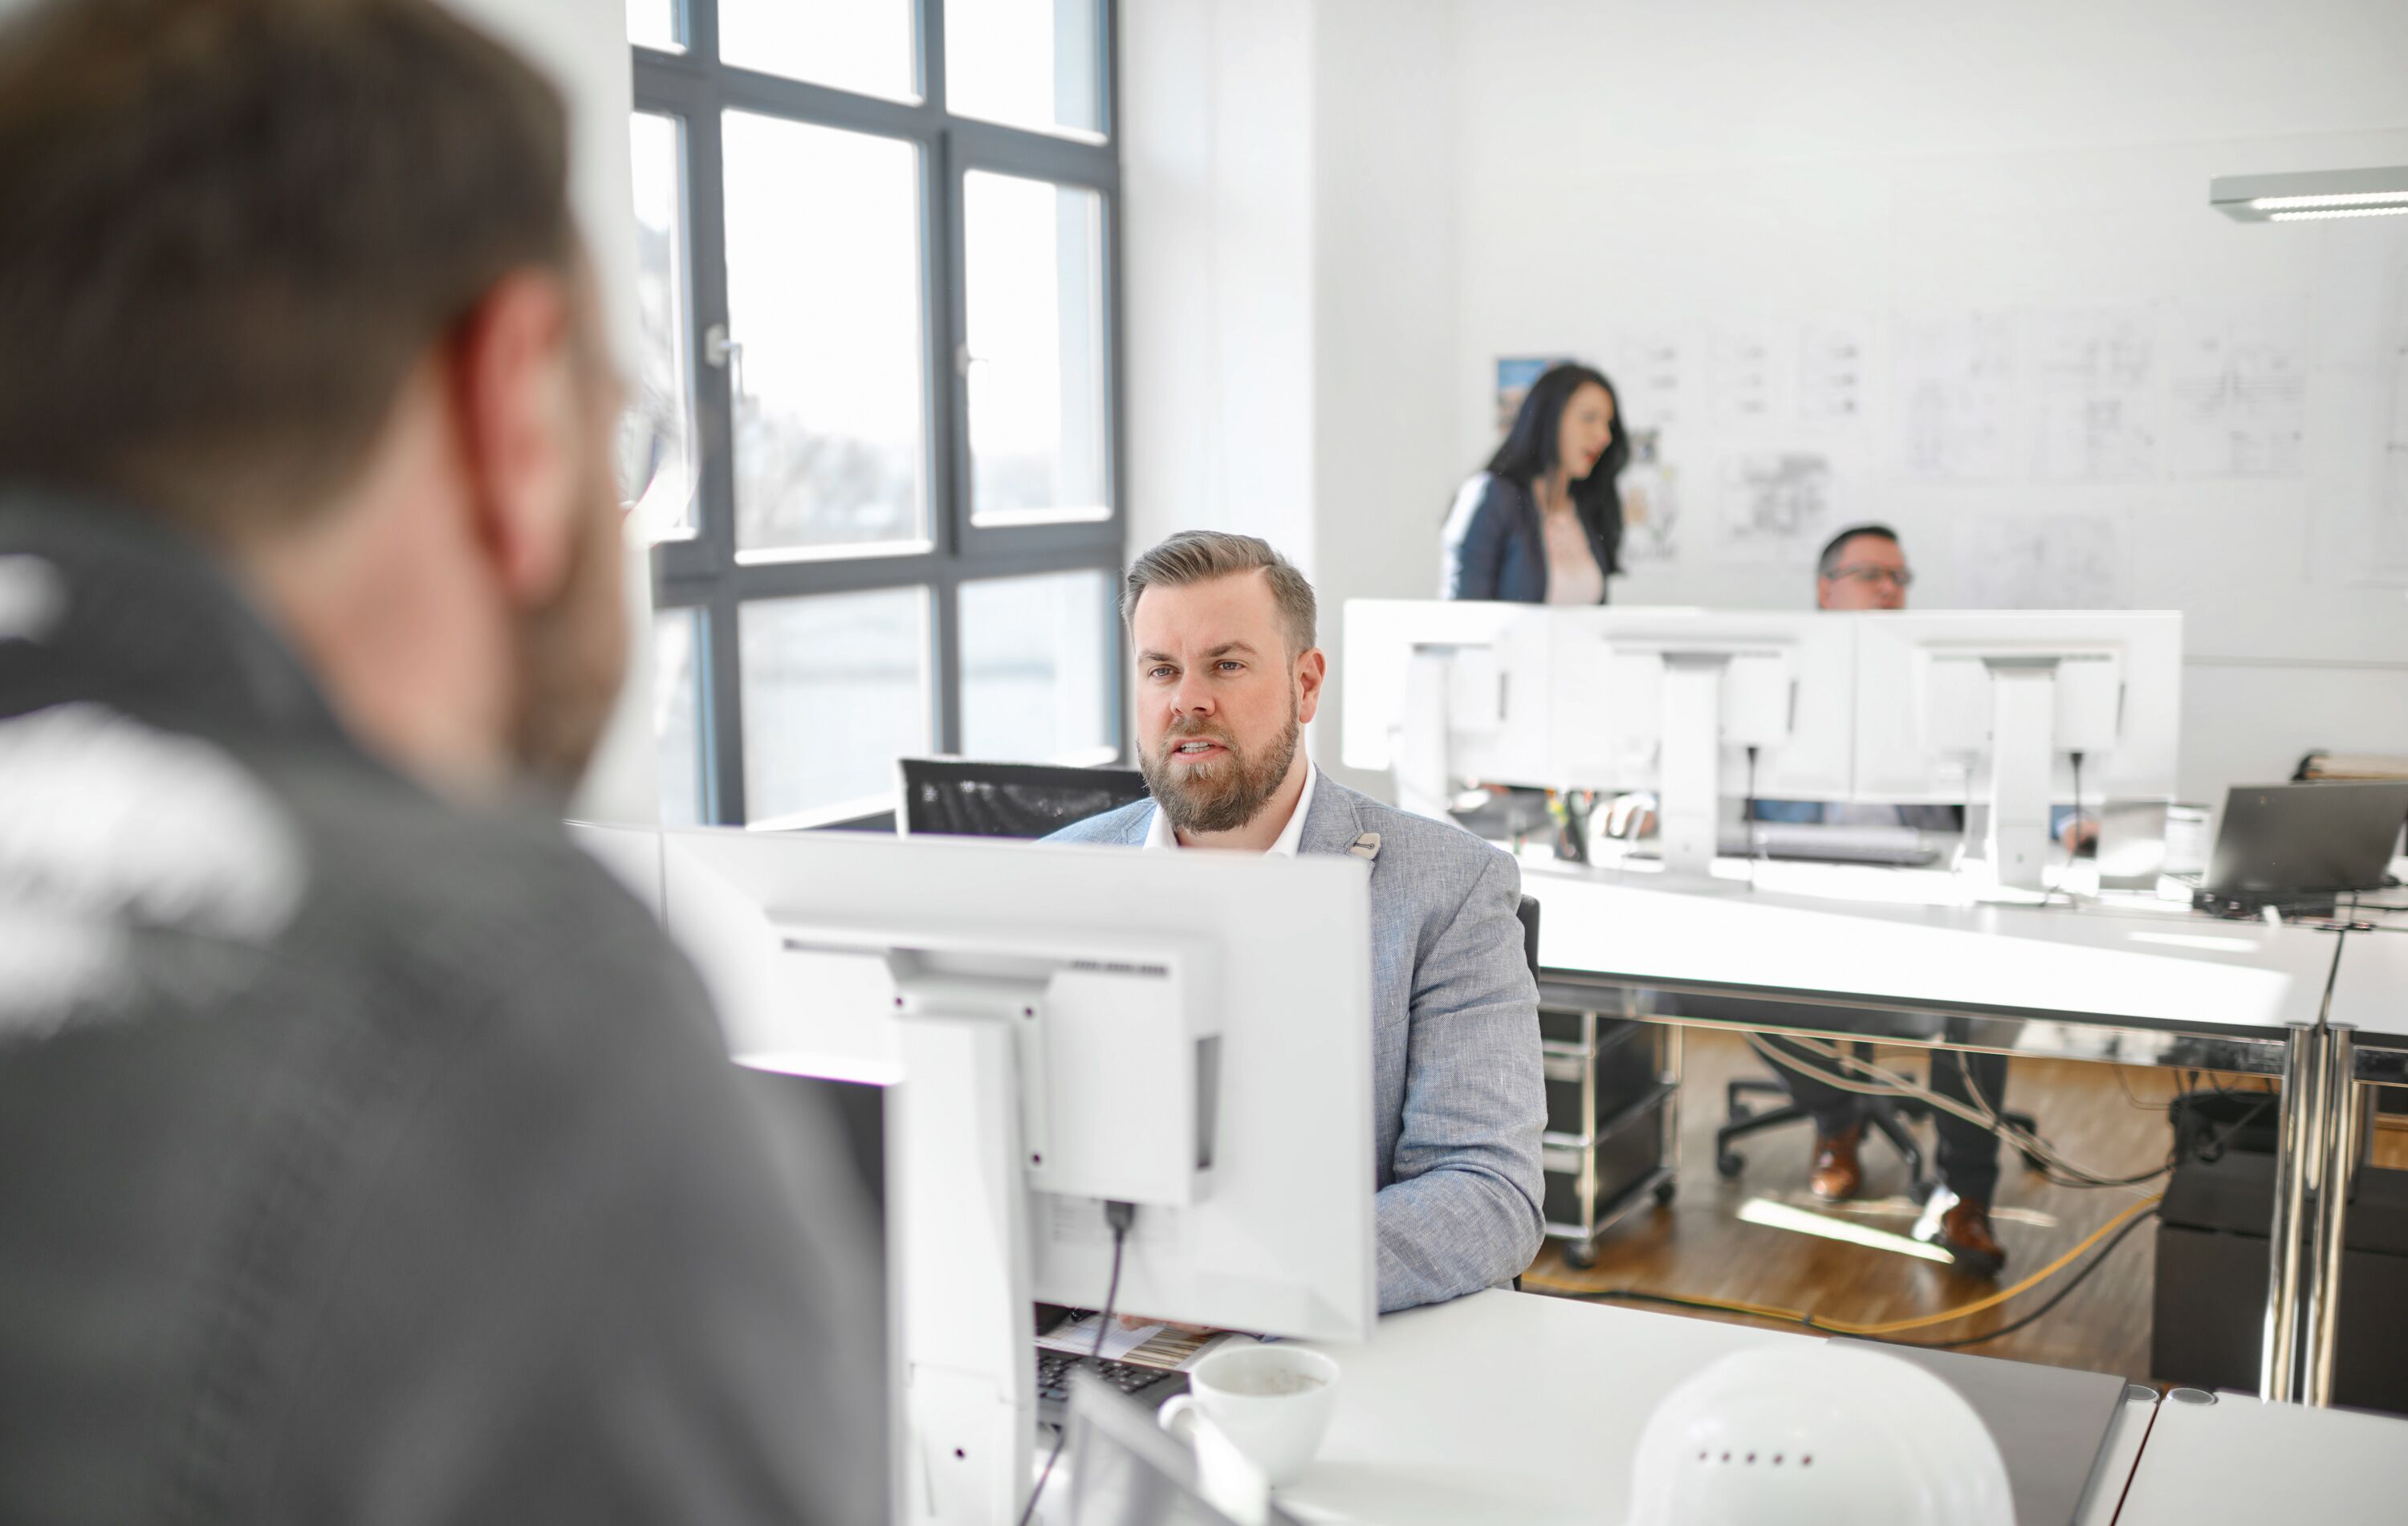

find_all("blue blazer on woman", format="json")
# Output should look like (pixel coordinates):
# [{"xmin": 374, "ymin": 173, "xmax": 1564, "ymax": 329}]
[{"xmin": 1439, "ymin": 471, "xmax": 1617, "ymax": 604}]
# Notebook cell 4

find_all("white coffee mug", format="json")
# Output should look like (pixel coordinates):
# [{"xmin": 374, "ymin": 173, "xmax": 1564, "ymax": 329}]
[{"xmin": 1157, "ymin": 1344, "xmax": 1340, "ymax": 1488}]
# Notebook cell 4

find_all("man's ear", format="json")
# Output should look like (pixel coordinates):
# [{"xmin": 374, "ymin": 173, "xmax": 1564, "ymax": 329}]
[
  {"xmin": 447, "ymin": 269, "xmax": 585, "ymax": 609},
  {"xmin": 1295, "ymin": 645, "xmax": 1328, "ymax": 726}
]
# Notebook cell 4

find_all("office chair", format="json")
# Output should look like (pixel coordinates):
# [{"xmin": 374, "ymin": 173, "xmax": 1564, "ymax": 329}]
[{"xmin": 896, "ymin": 757, "xmax": 1147, "ymax": 839}]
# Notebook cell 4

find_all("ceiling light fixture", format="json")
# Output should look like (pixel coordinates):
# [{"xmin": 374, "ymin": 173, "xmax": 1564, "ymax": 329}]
[
  {"xmin": 2268, "ymin": 206, "xmax": 2408, "ymax": 222},
  {"xmin": 2212, "ymin": 166, "xmax": 2408, "ymax": 223}
]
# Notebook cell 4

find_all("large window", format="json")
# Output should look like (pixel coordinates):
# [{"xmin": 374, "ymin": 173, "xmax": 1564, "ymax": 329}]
[{"xmin": 624, "ymin": 0, "xmax": 1124, "ymax": 827}]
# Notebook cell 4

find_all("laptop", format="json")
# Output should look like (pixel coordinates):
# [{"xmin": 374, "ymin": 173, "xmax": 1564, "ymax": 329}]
[{"xmin": 2196, "ymin": 780, "xmax": 2408, "ymax": 914}]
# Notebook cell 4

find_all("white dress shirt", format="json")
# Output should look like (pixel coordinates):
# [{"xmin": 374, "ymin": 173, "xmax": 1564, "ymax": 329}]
[{"xmin": 1143, "ymin": 762, "xmax": 1318, "ymax": 857}]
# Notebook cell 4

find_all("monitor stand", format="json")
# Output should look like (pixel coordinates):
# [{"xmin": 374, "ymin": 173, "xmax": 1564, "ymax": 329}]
[
  {"xmin": 889, "ymin": 966, "xmax": 1043, "ymax": 1525},
  {"xmin": 1982, "ymin": 657, "xmax": 2060, "ymax": 893}
]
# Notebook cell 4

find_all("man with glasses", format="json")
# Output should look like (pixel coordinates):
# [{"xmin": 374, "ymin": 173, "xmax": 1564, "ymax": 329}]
[
  {"xmin": 1754, "ymin": 523, "xmax": 2028, "ymax": 1276},
  {"xmin": 1816, "ymin": 523, "xmax": 1914, "ymax": 611}
]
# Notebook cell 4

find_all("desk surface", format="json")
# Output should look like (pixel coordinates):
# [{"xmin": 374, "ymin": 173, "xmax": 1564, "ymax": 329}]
[
  {"xmin": 1282, "ymin": 1290, "xmax": 2143, "ymax": 1526},
  {"xmin": 1284, "ymin": 1290, "xmax": 1806, "ymax": 1524},
  {"xmin": 2326, "ymin": 918, "xmax": 2408, "ymax": 1045},
  {"xmin": 2112, "ymin": 1390, "xmax": 2408, "ymax": 1521},
  {"xmin": 1524, "ymin": 859, "xmax": 2340, "ymax": 1039}
]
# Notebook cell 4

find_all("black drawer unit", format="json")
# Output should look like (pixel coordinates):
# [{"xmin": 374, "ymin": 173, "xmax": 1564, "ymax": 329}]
[{"xmin": 1537, "ymin": 999, "xmax": 1678, "ymax": 1268}]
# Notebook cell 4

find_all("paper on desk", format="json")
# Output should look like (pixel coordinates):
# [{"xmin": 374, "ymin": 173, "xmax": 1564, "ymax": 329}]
[
  {"xmin": 1037, "ymin": 1316, "xmax": 1249, "ymax": 1371},
  {"xmin": 1036, "ymin": 1314, "xmax": 1165, "ymax": 1362}
]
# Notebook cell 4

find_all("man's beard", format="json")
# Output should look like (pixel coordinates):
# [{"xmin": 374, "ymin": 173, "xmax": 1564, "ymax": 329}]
[
  {"xmin": 509, "ymin": 446, "xmax": 628, "ymax": 799},
  {"xmin": 1139, "ymin": 687, "xmax": 1303, "ymax": 836}
]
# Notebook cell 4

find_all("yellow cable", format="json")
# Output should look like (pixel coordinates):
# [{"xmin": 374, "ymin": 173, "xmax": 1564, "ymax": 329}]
[{"xmin": 1522, "ymin": 1193, "xmax": 2162, "ymax": 1337}]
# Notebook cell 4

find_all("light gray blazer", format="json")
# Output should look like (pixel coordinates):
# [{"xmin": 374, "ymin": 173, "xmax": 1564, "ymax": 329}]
[{"xmin": 1048, "ymin": 773, "xmax": 1547, "ymax": 1312}]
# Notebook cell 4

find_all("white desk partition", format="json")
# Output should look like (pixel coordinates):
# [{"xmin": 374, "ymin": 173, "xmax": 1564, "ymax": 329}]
[{"xmin": 1526, "ymin": 866, "xmax": 2322, "ymax": 1039}]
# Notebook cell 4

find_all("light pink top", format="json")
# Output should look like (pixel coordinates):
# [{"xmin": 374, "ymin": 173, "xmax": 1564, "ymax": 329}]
[{"xmin": 1542, "ymin": 509, "xmax": 1605, "ymax": 606}]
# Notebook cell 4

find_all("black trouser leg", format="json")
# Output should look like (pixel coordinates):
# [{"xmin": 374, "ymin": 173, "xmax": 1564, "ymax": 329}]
[
  {"xmin": 1930, "ymin": 1048, "xmax": 2009, "ymax": 1203},
  {"xmin": 1759, "ymin": 1035, "xmax": 1866, "ymax": 1139}
]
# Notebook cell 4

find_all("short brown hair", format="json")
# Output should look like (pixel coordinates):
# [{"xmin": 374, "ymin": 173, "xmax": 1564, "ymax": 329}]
[
  {"xmin": 0, "ymin": 0, "xmax": 578, "ymax": 536},
  {"xmin": 1121, "ymin": 531, "xmax": 1318, "ymax": 659}
]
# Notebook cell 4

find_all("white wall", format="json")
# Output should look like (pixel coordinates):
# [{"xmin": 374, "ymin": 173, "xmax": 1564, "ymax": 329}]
[
  {"xmin": 1121, "ymin": 0, "xmax": 1463, "ymax": 792},
  {"xmin": 1432, "ymin": 0, "xmax": 2408, "ymax": 803},
  {"xmin": 454, "ymin": 0, "xmax": 660, "ymax": 824},
  {"xmin": 1120, "ymin": 0, "xmax": 1319, "ymax": 571}
]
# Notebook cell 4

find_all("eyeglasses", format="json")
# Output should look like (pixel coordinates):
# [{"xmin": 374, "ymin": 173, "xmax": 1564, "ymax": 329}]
[{"xmin": 1828, "ymin": 564, "xmax": 1914, "ymax": 588}]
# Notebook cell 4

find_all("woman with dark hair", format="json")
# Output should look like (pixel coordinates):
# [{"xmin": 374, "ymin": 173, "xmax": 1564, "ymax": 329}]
[{"xmin": 1442, "ymin": 362, "xmax": 1629, "ymax": 604}]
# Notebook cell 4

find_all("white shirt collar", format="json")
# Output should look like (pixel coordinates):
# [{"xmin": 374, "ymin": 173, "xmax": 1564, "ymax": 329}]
[{"xmin": 1144, "ymin": 762, "xmax": 1318, "ymax": 857}]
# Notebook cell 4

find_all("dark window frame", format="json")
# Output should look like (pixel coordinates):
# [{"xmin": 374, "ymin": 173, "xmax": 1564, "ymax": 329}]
[{"xmin": 634, "ymin": 0, "xmax": 1126, "ymax": 825}]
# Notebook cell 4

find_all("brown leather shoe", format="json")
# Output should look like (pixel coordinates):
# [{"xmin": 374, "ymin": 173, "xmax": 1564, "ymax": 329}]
[
  {"xmin": 1936, "ymin": 1198, "xmax": 2007, "ymax": 1279},
  {"xmin": 1808, "ymin": 1124, "xmax": 1865, "ymax": 1201}
]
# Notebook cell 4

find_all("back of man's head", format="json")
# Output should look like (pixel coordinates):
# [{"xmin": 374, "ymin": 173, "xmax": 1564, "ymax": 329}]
[{"xmin": 0, "ymin": 0, "xmax": 578, "ymax": 539}]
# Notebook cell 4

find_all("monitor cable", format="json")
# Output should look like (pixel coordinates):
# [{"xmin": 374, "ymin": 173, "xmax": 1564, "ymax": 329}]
[
  {"xmin": 1743, "ymin": 745, "xmax": 1762, "ymax": 889},
  {"xmin": 1019, "ymin": 1199, "xmax": 1137, "ymax": 1526}
]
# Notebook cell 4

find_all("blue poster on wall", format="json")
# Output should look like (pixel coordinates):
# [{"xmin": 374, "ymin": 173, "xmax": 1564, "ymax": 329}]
[{"xmin": 1494, "ymin": 356, "xmax": 1570, "ymax": 435}]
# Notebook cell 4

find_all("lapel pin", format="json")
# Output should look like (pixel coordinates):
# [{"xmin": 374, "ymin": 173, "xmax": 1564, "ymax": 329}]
[{"xmin": 1347, "ymin": 832, "xmax": 1381, "ymax": 861}]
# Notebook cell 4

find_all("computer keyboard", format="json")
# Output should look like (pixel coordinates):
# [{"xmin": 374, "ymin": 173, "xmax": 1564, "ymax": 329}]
[
  {"xmin": 1035, "ymin": 1349, "xmax": 1187, "ymax": 1425},
  {"xmin": 1721, "ymin": 820, "xmax": 1944, "ymax": 866}
]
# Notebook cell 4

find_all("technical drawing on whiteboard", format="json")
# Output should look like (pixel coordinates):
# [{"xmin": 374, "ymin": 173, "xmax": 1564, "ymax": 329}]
[
  {"xmin": 1894, "ymin": 311, "xmax": 2017, "ymax": 480},
  {"xmin": 1714, "ymin": 450, "xmax": 1834, "ymax": 561},
  {"xmin": 2025, "ymin": 307, "xmax": 2155, "ymax": 481},
  {"xmin": 1618, "ymin": 427, "xmax": 1681, "ymax": 564},
  {"xmin": 1712, "ymin": 326, "xmax": 1784, "ymax": 433},
  {"xmin": 1610, "ymin": 330, "xmax": 1690, "ymax": 430},
  {"xmin": 1956, "ymin": 512, "xmax": 2126, "ymax": 610},
  {"xmin": 2163, "ymin": 304, "xmax": 2304, "ymax": 478},
  {"xmin": 1800, "ymin": 318, "xmax": 1873, "ymax": 426}
]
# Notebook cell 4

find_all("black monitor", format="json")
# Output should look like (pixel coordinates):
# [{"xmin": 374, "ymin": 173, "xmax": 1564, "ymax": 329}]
[
  {"xmin": 897, "ymin": 757, "xmax": 1149, "ymax": 840},
  {"xmin": 2200, "ymin": 780, "xmax": 2408, "ymax": 909}
]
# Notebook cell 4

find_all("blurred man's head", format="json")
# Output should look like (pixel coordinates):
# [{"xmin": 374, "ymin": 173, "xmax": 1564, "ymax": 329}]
[
  {"xmin": 0, "ymin": 0, "xmax": 624, "ymax": 796},
  {"xmin": 1815, "ymin": 524, "xmax": 1911, "ymax": 611},
  {"xmin": 1123, "ymin": 532, "xmax": 1325, "ymax": 837}
]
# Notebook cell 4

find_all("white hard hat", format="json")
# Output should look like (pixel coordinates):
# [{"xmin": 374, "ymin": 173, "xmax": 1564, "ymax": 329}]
[{"xmin": 1623, "ymin": 1342, "xmax": 2014, "ymax": 1526}]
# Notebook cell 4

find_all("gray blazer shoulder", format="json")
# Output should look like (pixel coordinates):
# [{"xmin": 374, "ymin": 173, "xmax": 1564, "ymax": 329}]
[{"xmin": 1041, "ymin": 768, "xmax": 1544, "ymax": 1313}]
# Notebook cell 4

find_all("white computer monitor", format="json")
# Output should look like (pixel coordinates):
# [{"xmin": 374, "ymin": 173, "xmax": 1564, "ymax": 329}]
[
  {"xmin": 1340, "ymin": 598, "xmax": 1556, "ymax": 818},
  {"xmin": 1852, "ymin": 612, "xmax": 2182, "ymax": 889},
  {"xmin": 565, "ymin": 817, "xmax": 665, "ymax": 918},
  {"xmin": 653, "ymin": 827, "xmax": 1377, "ymax": 1524},
  {"xmin": 1342, "ymin": 600, "xmax": 1855, "ymax": 874},
  {"xmin": 1541, "ymin": 608, "xmax": 1857, "ymax": 872}
]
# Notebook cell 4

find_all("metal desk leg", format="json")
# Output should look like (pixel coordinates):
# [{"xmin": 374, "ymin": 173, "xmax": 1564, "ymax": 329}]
[
  {"xmin": 2260, "ymin": 1023, "xmax": 2321, "ymax": 1403},
  {"xmin": 2304, "ymin": 1027, "xmax": 2361, "ymax": 1408}
]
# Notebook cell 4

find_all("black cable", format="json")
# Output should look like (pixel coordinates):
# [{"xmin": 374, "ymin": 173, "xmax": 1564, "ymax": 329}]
[
  {"xmin": 1743, "ymin": 745, "xmax": 1761, "ymax": 888},
  {"xmin": 1019, "ymin": 1201, "xmax": 1137, "ymax": 1526}
]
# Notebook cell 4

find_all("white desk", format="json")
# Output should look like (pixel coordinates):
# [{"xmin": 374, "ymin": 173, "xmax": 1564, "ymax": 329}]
[
  {"xmin": 1520, "ymin": 859, "xmax": 2349, "ymax": 1404},
  {"xmin": 1526, "ymin": 860, "xmax": 2334, "ymax": 1041},
  {"xmin": 1280, "ymin": 1289, "xmax": 2150, "ymax": 1526},
  {"xmin": 2112, "ymin": 1390, "xmax": 2408, "ymax": 1522},
  {"xmin": 1283, "ymin": 1290, "xmax": 1807, "ymax": 1524}
]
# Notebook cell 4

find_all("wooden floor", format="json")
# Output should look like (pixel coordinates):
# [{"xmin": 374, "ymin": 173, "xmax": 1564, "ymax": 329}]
[{"xmin": 1519, "ymin": 1028, "xmax": 2406, "ymax": 1382}]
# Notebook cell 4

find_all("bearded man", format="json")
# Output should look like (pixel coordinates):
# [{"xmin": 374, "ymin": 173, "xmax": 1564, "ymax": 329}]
[
  {"xmin": 1049, "ymin": 531, "xmax": 1547, "ymax": 1312},
  {"xmin": 0, "ymin": 2, "xmax": 879, "ymax": 1520}
]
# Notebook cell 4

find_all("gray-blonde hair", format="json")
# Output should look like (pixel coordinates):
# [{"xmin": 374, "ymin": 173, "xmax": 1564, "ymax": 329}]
[{"xmin": 1121, "ymin": 531, "xmax": 1317, "ymax": 659}]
